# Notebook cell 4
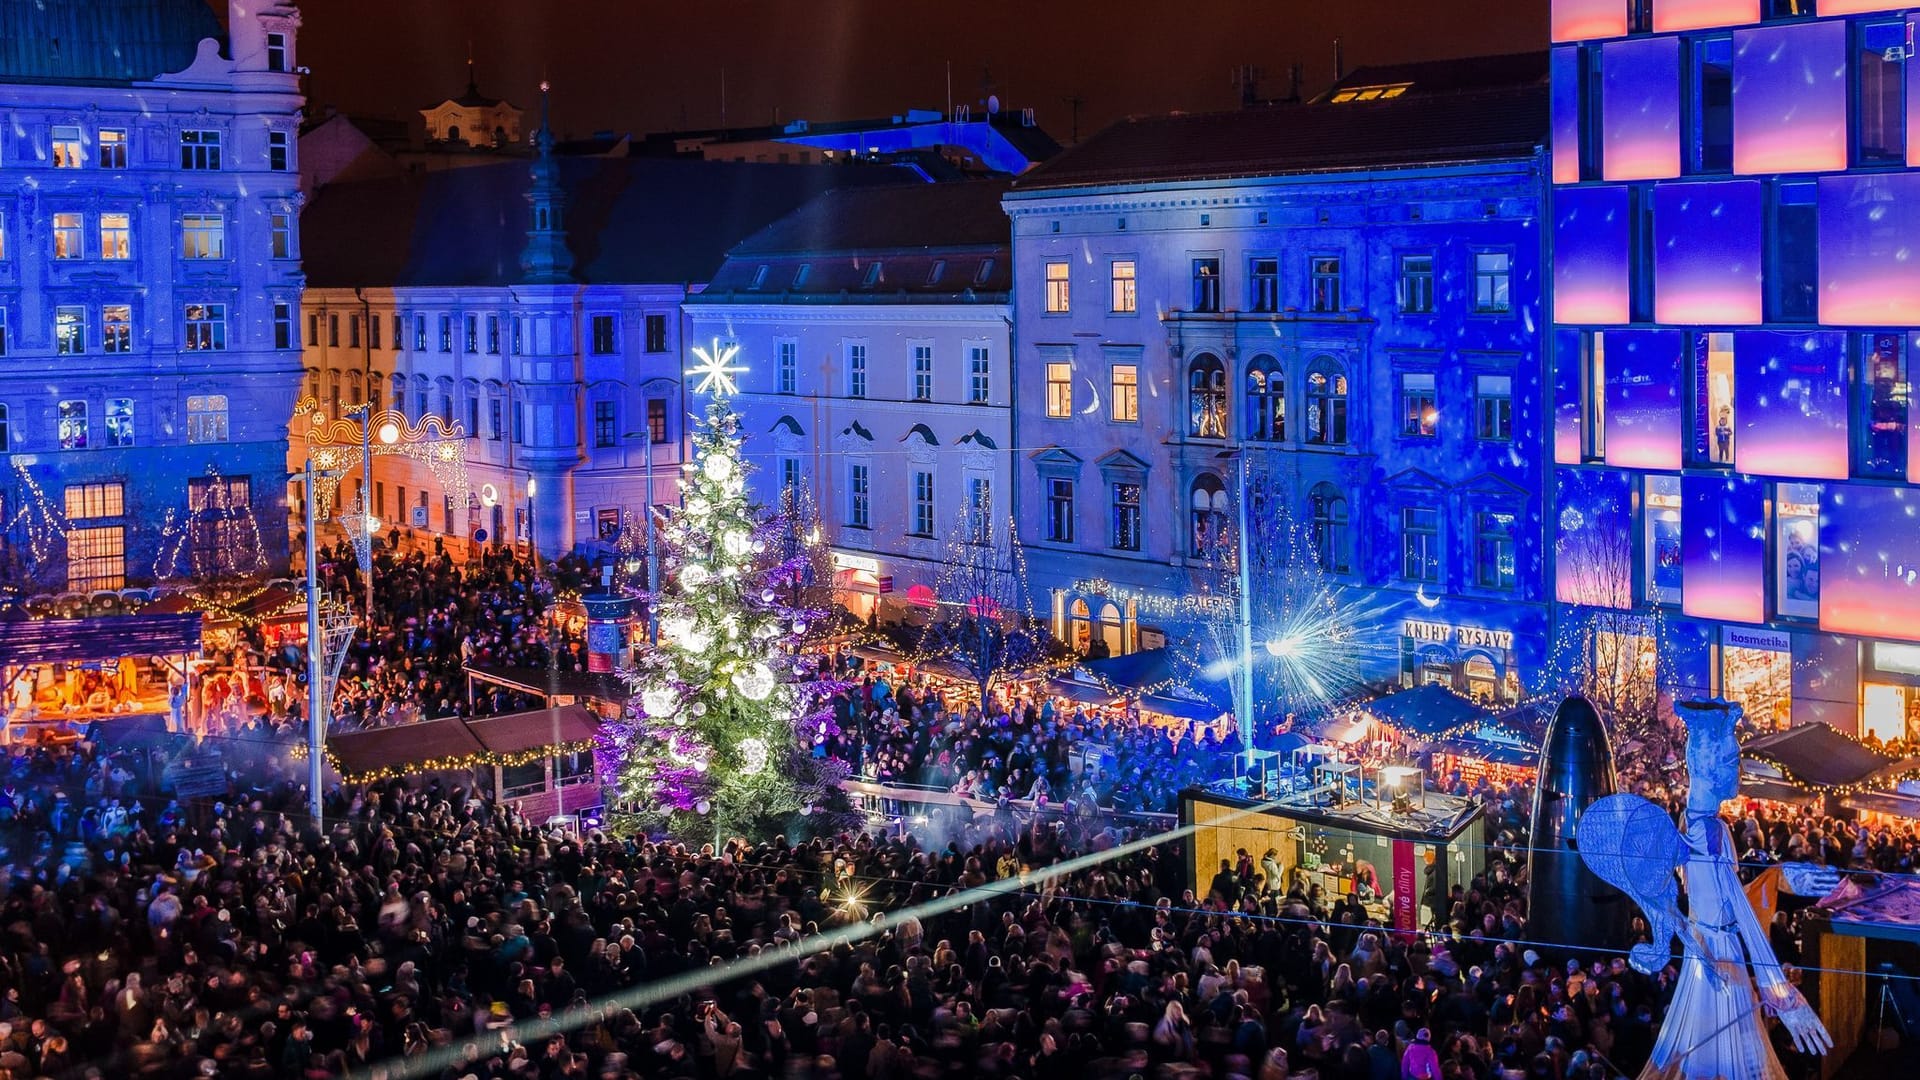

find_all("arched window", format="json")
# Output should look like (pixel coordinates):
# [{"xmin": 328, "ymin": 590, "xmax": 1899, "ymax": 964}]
[
  {"xmin": 446, "ymin": 124, "xmax": 461, "ymax": 144},
  {"xmin": 1188, "ymin": 354, "xmax": 1227, "ymax": 438},
  {"xmin": 1189, "ymin": 473, "xmax": 1229, "ymax": 558},
  {"xmin": 1246, "ymin": 356, "xmax": 1283, "ymax": 441},
  {"xmin": 1097, "ymin": 602, "xmax": 1123, "ymax": 658},
  {"xmin": 1305, "ymin": 357, "xmax": 1349, "ymax": 446},
  {"xmin": 1310, "ymin": 482, "xmax": 1351, "ymax": 573},
  {"xmin": 1070, "ymin": 598, "xmax": 1092, "ymax": 654}
]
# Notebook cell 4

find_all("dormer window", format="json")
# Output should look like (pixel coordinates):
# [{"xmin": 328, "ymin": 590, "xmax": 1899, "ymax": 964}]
[
  {"xmin": 863, "ymin": 262, "xmax": 883, "ymax": 287},
  {"xmin": 793, "ymin": 263, "xmax": 811, "ymax": 288},
  {"xmin": 927, "ymin": 260, "xmax": 946, "ymax": 286},
  {"xmin": 750, "ymin": 264, "xmax": 770, "ymax": 290},
  {"xmin": 975, "ymin": 258, "xmax": 995, "ymax": 284}
]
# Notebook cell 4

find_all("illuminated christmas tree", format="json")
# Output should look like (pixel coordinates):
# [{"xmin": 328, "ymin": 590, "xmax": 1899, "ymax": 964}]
[{"xmin": 601, "ymin": 343, "xmax": 847, "ymax": 839}]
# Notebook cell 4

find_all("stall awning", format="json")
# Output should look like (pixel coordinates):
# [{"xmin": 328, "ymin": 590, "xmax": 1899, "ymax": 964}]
[
  {"xmin": 1436, "ymin": 737, "xmax": 1538, "ymax": 768},
  {"xmin": 328, "ymin": 705, "xmax": 600, "ymax": 781},
  {"xmin": 1363, "ymin": 684, "xmax": 1491, "ymax": 741},
  {"xmin": 1140, "ymin": 693, "xmax": 1227, "ymax": 723},
  {"xmin": 464, "ymin": 664, "xmax": 629, "ymax": 705},
  {"xmin": 1048, "ymin": 677, "xmax": 1119, "ymax": 706},
  {"xmin": 1082, "ymin": 648, "xmax": 1230, "ymax": 711},
  {"xmin": 1741, "ymin": 722, "xmax": 1912, "ymax": 791},
  {"xmin": 0, "ymin": 613, "xmax": 202, "ymax": 667}
]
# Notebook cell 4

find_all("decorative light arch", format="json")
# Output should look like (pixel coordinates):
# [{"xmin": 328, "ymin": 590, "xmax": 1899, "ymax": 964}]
[{"xmin": 304, "ymin": 407, "xmax": 469, "ymax": 519}]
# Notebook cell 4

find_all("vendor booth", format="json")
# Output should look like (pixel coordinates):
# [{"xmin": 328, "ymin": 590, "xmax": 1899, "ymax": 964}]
[
  {"xmin": 1740, "ymin": 722, "xmax": 1920, "ymax": 808},
  {"xmin": 0, "ymin": 611, "xmax": 202, "ymax": 744},
  {"xmin": 463, "ymin": 664, "xmax": 629, "ymax": 714},
  {"xmin": 1323, "ymin": 684, "xmax": 1541, "ymax": 787},
  {"xmin": 324, "ymin": 704, "xmax": 603, "ymax": 823}
]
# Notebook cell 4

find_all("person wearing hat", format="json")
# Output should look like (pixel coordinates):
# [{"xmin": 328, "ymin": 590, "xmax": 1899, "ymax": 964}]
[{"xmin": 1401, "ymin": 1028, "xmax": 1441, "ymax": 1080}]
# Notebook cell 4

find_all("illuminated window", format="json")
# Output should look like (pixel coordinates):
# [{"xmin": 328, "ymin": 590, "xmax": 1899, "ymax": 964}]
[
  {"xmin": 1046, "ymin": 478, "xmax": 1074, "ymax": 543},
  {"xmin": 1583, "ymin": 332, "xmax": 1607, "ymax": 460},
  {"xmin": 1400, "ymin": 372, "xmax": 1438, "ymax": 437},
  {"xmin": 1189, "ymin": 474, "xmax": 1228, "ymax": 558},
  {"xmin": 1110, "ymin": 482, "xmax": 1141, "ymax": 551},
  {"xmin": 1775, "ymin": 482, "xmax": 1820, "ymax": 620},
  {"xmin": 1856, "ymin": 21, "xmax": 1906, "ymax": 166},
  {"xmin": 1475, "ymin": 511, "xmax": 1517, "ymax": 591},
  {"xmin": 1191, "ymin": 258, "xmax": 1221, "ymax": 313},
  {"xmin": 52, "ymin": 212, "xmax": 83, "ymax": 259},
  {"xmin": 1111, "ymin": 260, "xmax": 1137, "ymax": 313},
  {"xmin": 180, "ymin": 213, "xmax": 224, "ymax": 259},
  {"xmin": 57, "ymin": 400, "xmax": 89, "ymax": 450},
  {"xmin": 188, "ymin": 395, "xmax": 230, "ymax": 443},
  {"xmin": 64, "ymin": 483, "xmax": 124, "ymax": 520},
  {"xmin": 846, "ymin": 343, "xmax": 867, "ymax": 398},
  {"xmin": 1246, "ymin": 357, "xmax": 1283, "ymax": 441},
  {"xmin": 66, "ymin": 526, "xmax": 124, "ymax": 590},
  {"xmin": 1644, "ymin": 475, "xmax": 1683, "ymax": 605},
  {"xmin": 968, "ymin": 346, "xmax": 991, "ymax": 403},
  {"xmin": 183, "ymin": 304, "xmax": 226, "ymax": 351},
  {"xmin": 1694, "ymin": 332, "xmax": 1736, "ymax": 467},
  {"xmin": 1857, "ymin": 333, "xmax": 1909, "ymax": 479},
  {"xmin": 104, "ymin": 398, "xmax": 133, "ymax": 447},
  {"xmin": 1399, "ymin": 254, "xmax": 1435, "ymax": 314},
  {"xmin": 913, "ymin": 344, "xmax": 933, "ymax": 401},
  {"xmin": 967, "ymin": 477, "xmax": 992, "ymax": 543},
  {"xmin": 1476, "ymin": 374, "xmax": 1513, "ymax": 442},
  {"xmin": 102, "ymin": 304, "xmax": 131, "ymax": 354},
  {"xmin": 99, "ymin": 213, "xmax": 131, "ymax": 260},
  {"xmin": 180, "ymin": 129, "xmax": 221, "ymax": 170},
  {"xmin": 414, "ymin": 315, "xmax": 426, "ymax": 351},
  {"xmin": 51, "ymin": 125, "xmax": 83, "ymax": 167},
  {"xmin": 1111, "ymin": 364, "xmax": 1139, "ymax": 423},
  {"xmin": 911, "ymin": 471, "xmax": 935, "ymax": 537},
  {"xmin": 848, "ymin": 463, "xmax": 870, "ymax": 528},
  {"xmin": 1305, "ymin": 358, "xmax": 1349, "ymax": 446},
  {"xmin": 97, "ymin": 128, "xmax": 126, "ymax": 169},
  {"xmin": 1309, "ymin": 255, "xmax": 1342, "ymax": 312},
  {"xmin": 1044, "ymin": 261, "xmax": 1070, "ymax": 313},
  {"xmin": 1401, "ymin": 506, "xmax": 1440, "ymax": 583},
  {"xmin": 54, "ymin": 306, "xmax": 84, "ymax": 354},
  {"xmin": 1046, "ymin": 362, "xmax": 1072, "ymax": 418},
  {"xmin": 1473, "ymin": 251, "xmax": 1512, "ymax": 313},
  {"xmin": 778, "ymin": 341, "xmax": 797, "ymax": 394},
  {"xmin": 439, "ymin": 314, "xmax": 452, "ymax": 352},
  {"xmin": 1188, "ymin": 354, "xmax": 1227, "ymax": 438},
  {"xmin": 647, "ymin": 398, "xmax": 668, "ymax": 444},
  {"xmin": 1250, "ymin": 258, "xmax": 1280, "ymax": 313}
]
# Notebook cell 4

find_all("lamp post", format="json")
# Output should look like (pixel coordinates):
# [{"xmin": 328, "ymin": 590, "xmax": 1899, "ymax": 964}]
[
  {"xmin": 291, "ymin": 458, "xmax": 345, "ymax": 822},
  {"xmin": 344, "ymin": 402, "xmax": 375, "ymax": 633}
]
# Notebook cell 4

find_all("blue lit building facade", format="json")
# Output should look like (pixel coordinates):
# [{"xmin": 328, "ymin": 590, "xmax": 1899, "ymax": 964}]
[
  {"xmin": 0, "ymin": 0, "xmax": 306, "ymax": 592},
  {"xmin": 1551, "ymin": 0, "xmax": 1920, "ymax": 738},
  {"xmin": 1005, "ymin": 64, "xmax": 1553, "ymax": 704}
]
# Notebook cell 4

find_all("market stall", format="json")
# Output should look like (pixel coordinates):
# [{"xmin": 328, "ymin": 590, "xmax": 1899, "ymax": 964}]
[
  {"xmin": 0, "ymin": 611, "xmax": 202, "ymax": 744},
  {"xmin": 1740, "ymin": 721, "xmax": 1920, "ymax": 808},
  {"xmin": 325, "ymin": 704, "xmax": 603, "ymax": 821}
]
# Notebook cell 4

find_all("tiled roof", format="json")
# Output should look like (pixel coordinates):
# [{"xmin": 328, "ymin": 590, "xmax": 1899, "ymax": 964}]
[
  {"xmin": 1011, "ymin": 85, "xmax": 1547, "ymax": 192},
  {"xmin": 1319, "ymin": 51, "xmax": 1549, "ymax": 101},
  {"xmin": 300, "ymin": 157, "xmax": 912, "ymax": 289},
  {"xmin": 697, "ymin": 180, "xmax": 1012, "ymax": 303},
  {"xmin": 0, "ymin": 0, "xmax": 221, "ymax": 84}
]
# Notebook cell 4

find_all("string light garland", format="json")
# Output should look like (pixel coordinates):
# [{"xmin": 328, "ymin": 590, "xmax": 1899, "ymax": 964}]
[
  {"xmin": 293, "ymin": 738, "xmax": 599, "ymax": 784},
  {"xmin": 8, "ymin": 461, "xmax": 69, "ymax": 574},
  {"xmin": 305, "ymin": 408, "xmax": 469, "ymax": 520}
]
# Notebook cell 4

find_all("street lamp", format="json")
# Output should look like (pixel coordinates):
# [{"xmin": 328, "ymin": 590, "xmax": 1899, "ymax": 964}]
[{"xmin": 289, "ymin": 458, "xmax": 355, "ymax": 823}]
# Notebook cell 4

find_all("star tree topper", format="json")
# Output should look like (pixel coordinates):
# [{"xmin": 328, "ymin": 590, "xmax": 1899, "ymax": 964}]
[{"xmin": 688, "ymin": 339, "xmax": 748, "ymax": 397}]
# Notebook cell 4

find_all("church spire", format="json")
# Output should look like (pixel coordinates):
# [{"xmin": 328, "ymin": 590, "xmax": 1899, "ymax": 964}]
[{"xmin": 520, "ymin": 80, "xmax": 574, "ymax": 284}]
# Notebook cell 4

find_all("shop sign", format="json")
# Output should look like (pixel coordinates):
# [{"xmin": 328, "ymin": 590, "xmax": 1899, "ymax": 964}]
[
  {"xmin": 832, "ymin": 551, "xmax": 881, "ymax": 574},
  {"xmin": 1401, "ymin": 619, "xmax": 1514, "ymax": 652},
  {"xmin": 1724, "ymin": 626, "xmax": 1791, "ymax": 653}
]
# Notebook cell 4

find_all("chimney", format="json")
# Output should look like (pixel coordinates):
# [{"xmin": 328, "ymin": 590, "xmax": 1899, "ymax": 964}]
[
  {"xmin": 1333, "ymin": 38, "xmax": 1344, "ymax": 83},
  {"xmin": 1288, "ymin": 63, "xmax": 1303, "ymax": 103}
]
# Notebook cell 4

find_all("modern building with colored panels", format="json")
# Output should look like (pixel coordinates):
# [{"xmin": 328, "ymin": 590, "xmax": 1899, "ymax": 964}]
[
  {"xmin": 1003, "ymin": 58, "xmax": 1553, "ymax": 705},
  {"xmin": 685, "ymin": 180, "xmax": 1014, "ymax": 621},
  {"xmin": 0, "ymin": 0, "xmax": 306, "ymax": 592},
  {"xmin": 1549, "ymin": 0, "xmax": 1920, "ymax": 739}
]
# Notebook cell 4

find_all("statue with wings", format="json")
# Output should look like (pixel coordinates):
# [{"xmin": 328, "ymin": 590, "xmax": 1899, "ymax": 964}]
[{"xmin": 1576, "ymin": 699, "xmax": 1831, "ymax": 1080}]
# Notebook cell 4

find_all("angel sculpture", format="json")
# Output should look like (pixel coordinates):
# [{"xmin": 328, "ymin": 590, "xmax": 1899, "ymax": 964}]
[{"xmin": 1576, "ymin": 699, "xmax": 1830, "ymax": 1080}]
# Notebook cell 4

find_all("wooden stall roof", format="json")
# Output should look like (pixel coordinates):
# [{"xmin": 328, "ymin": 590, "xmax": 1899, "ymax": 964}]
[
  {"xmin": 466, "ymin": 705, "xmax": 600, "ymax": 757},
  {"xmin": 464, "ymin": 664, "xmax": 629, "ymax": 704},
  {"xmin": 326, "ymin": 704, "xmax": 599, "ymax": 781},
  {"xmin": 0, "ymin": 612, "xmax": 202, "ymax": 666}
]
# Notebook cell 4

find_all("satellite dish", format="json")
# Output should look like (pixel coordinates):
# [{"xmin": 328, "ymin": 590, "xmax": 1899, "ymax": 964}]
[{"xmin": 986, "ymin": 94, "xmax": 1000, "ymax": 116}]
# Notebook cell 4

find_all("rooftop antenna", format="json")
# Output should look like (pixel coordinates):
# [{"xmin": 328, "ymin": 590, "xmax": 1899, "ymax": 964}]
[
  {"xmin": 466, "ymin": 39, "xmax": 476, "ymax": 93},
  {"xmin": 1288, "ymin": 62, "xmax": 1304, "ymax": 103},
  {"xmin": 1061, "ymin": 94, "xmax": 1084, "ymax": 143},
  {"xmin": 1333, "ymin": 37, "xmax": 1344, "ymax": 83},
  {"xmin": 1232, "ymin": 65, "xmax": 1262, "ymax": 108},
  {"xmin": 946, "ymin": 60, "xmax": 953, "ymax": 121},
  {"xmin": 720, "ymin": 67, "xmax": 727, "ymax": 128}
]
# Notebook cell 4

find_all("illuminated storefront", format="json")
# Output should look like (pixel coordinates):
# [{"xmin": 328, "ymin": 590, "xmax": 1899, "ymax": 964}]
[
  {"xmin": 1721, "ymin": 626, "xmax": 1792, "ymax": 732},
  {"xmin": 1861, "ymin": 642, "xmax": 1920, "ymax": 745},
  {"xmin": 1397, "ymin": 618, "xmax": 1526, "ymax": 705},
  {"xmin": 831, "ymin": 550, "xmax": 893, "ymax": 622}
]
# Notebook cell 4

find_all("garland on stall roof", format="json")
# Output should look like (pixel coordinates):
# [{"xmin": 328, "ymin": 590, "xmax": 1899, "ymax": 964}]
[{"xmin": 291, "ymin": 738, "xmax": 600, "ymax": 784}]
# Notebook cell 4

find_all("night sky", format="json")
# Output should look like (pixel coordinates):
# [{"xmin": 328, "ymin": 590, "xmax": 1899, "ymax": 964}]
[{"xmin": 291, "ymin": 0, "xmax": 1548, "ymax": 142}]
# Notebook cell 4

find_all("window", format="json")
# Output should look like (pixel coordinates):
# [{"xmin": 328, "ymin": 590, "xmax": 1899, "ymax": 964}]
[
  {"xmin": 97, "ymin": 128, "xmax": 126, "ymax": 170},
  {"xmin": 1475, "ymin": 511, "xmax": 1517, "ymax": 590},
  {"xmin": 911, "ymin": 471, "xmax": 935, "ymax": 537},
  {"xmin": 1400, "ymin": 371, "xmax": 1438, "ymax": 437},
  {"xmin": 847, "ymin": 343, "xmax": 868, "ymax": 398},
  {"xmin": 1309, "ymin": 255, "xmax": 1342, "ymax": 312},
  {"xmin": 848, "ymin": 464, "xmax": 870, "ymax": 528},
  {"xmin": 51, "ymin": 125, "xmax": 83, "ymax": 168},
  {"xmin": 513, "ymin": 401, "xmax": 524, "ymax": 443},
  {"xmin": 414, "ymin": 380, "xmax": 429, "ymax": 421},
  {"xmin": 591, "ymin": 314, "xmax": 617, "ymax": 354},
  {"xmin": 1111, "ymin": 365, "xmax": 1139, "ymax": 423},
  {"xmin": 180, "ymin": 129, "xmax": 221, "ymax": 170},
  {"xmin": 180, "ymin": 213, "xmax": 224, "ymax": 259},
  {"xmin": 104, "ymin": 398, "xmax": 133, "ymax": 447},
  {"xmin": 267, "ymin": 130, "xmax": 289, "ymax": 171},
  {"xmin": 488, "ymin": 397, "xmax": 503, "ymax": 440},
  {"xmin": 1646, "ymin": 476, "xmax": 1684, "ymax": 604},
  {"xmin": 461, "ymin": 314, "xmax": 476, "ymax": 353},
  {"xmin": 975, "ymin": 258, "xmax": 996, "ymax": 284},
  {"xmin": 1310, "ymin": 483, "xmax": 1351, "ymax": 573},
  {"xmin": 1305, "ymin": 360, "xmax": 1349, "ymax": 446},
  {"xmin": 437, "ymin": 315, "xmax": 452, "ymax": 352},
  {"xmin": 1857, "ymin": 21, "xmax": 1906, "ymax": 166},
  {"xmin": 187, "ymin": 475, "xmax": 251, "ymax": 575},
  {"xmin": 1475, "ymin": 374, "xmax": 1513, "ymax": 441},
  {"xmin": 926, "ymin": 260, "xmax": 946, "ymax": 286},
  {"xmin": 348, "ymin": 315, "xmax": 361, "ymax": 349},
  {"xmin": 861, "ymin": 262, "xmax": 883, "ymax": 288},
  {"xmin": 259, "ymin": 210, "xmax": 290, "ymax": 259},
  {"xmin": 511, "ymin": 317, "xmax": 523, "ymax": 354},
  {"xmin": 1251, "ymin": 258, "xmax": 1280, "ymax": 313},
  {"xmin": 1110, "ymin": 482, "xmax": 1142, "ymax": 551},
  {"xmin": 272, "ymin": 302, "xmax": 293, "ymax": 350},
  {"xmin": 326, "ymin": 314, "xmax": 340, "ymax": 347},
  {"xmin": 52, "ymin": 212, "xmax": 83, "ymax": 259},
  {"xmin": 102, "ymin": 304, "xmax": 131, "ymax": 353},
  {"xmin": 55, "ymin": 306, "xmax": 84, "ymax": 354},
  {"xmin": 66, "ymin": 527, "xmax": 124, "ymax": 591},
  {"xmin": 100, "ymin": 213, "xmax": 131, "ymax": 260},
  {"xmin": 369, "ymin": 313, "xmax": 382, "ymax": 348},
  {"xmin": 266, "ymin": 31, "xmax": 288, "ymax": 72},
  {"xmin": 645, "ymin": 313, "xmax": 668, "ymax": 353},
  {"xmin": 1860, "ymin": 332, "xmax": 1910, "ymax": 479},
  {"xmin": 188, "ymin": 394, "xmax": 230, "ymax": 443},
  {"xmin": 1111, "ymin": 260, "xmax": 1137, "ymax": 312},
  {"xmin": 487, "ymin": 315, "xmax": 500, "ymax": 354},
  {"xmin": 1776, "ymin": 482, "xmax": 1821, "ymax": 620},
  {"xmin": 57, "ymin": 400, "xmax": 88, "ymax": 449},
  {"xmin": 1401, "ymin": 506, "xmax": 1440, "ymax": 583},
  {"xmin": 0, "ymin": 404, "xmax": 8, "ymax": 450},
  {"xmin": 967, "ymin": 477, "xmax": 993, "ymax": 543},
  {"xmin": 778, "ymin": 341, "xmax": 797, "ymax": 394},
  {"xmin": 1397, "ymin": 254, "xmax": 1436, "ymax": 314},
  {"xmin": 781, "ymin": 458, "xmax": 802, "ymax": 496},
  {"xmin": 1191, "ymin": 258, "xmax": 1221, "ymax": 313},
  {"xmin": 1246, "ymin": 358, "xmax": 1283, "ymax": 441},
  {"xmin": 913, "ymin": 344, "xmax": 933, "ymax": 401},
  {"xmin": 64, "ymin": 482, "xmax": 124, "ymax": 520},
  {"xmin": 968, "ymin": 346, "xmax": 990, "ymax": 403},
  {"xmin": 1046, "ymin": 362, "xmax": 1073, "ymax": 417},
  {"xmin": 647, "ymin": 398, "xmax": 668, "ymax": 444},
  {"xmin": 593, "ymin": 401, "xmax": 616, "ymax": 448},
  {"xmin": 414, "ymin": 314, "xmax": 426, "ymax": 351},
  {"xmin": 1044, "ymin": 261, "xmax": 1071, "ymax": 313},
  {"xmin": 1188, "ymin": 354, "xmax": 1227, "ymax": 438},
  {"xmin": 1046, "ymin": 478, "xmax": 1075, "ymax": 542},
  {"xmin": 466, "ymin": 391, "xmax": 479, "ymax": 436},
  {"xmin": 1690, "ymin": 37, "xmax": 1733, "ymax": 173},
  {"xmin": 0, "ymin": 310, "xmax": 6, "ymax": 357},
  {"xmin": 1695, "ymin": 332, "xmax": 1736, "ymax": 467},
  {"xmin": 1189, "ymin": 474, "xmax": 1228, "ymax": 558},
  {"xmin": 440, "ymin": 386, "xmax": 453, "ymax": 423},
  {"xmin": 183, "ymin": 303, "xmax": 226, "ymax": 351},
  {"xmin": 1473, "ymin": 251, "xmax": 1513, "ymax": 313}
]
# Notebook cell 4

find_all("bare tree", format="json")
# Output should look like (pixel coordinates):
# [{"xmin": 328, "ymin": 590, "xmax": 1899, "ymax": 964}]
[
  {"xmin": 1551, "ymin": 518, "xmax": 1671, "ymax": 738},
  {"xmin": 916, "ymin": 506, "xmax": 1051, "ymax": 701}
]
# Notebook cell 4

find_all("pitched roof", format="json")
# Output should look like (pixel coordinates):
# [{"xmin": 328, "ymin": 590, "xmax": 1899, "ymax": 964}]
[
  {"xmin": 300, "ymin": 156, "xmax": 911, "ymax": 289},
  {"xmin": 0, "ymin": 0, "xmax": 221, "ymax": 85},
  {"xmin": 1319, "ymin": 51, "xmax": 1550, "ymax": 101},
  {"xmin": 729, "ymin": 179, "xmax": 1011, "ymax": 255},
  {"xmin": 1011, "ymin": 84, "xmax": 1546, "ymax": 192}
]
